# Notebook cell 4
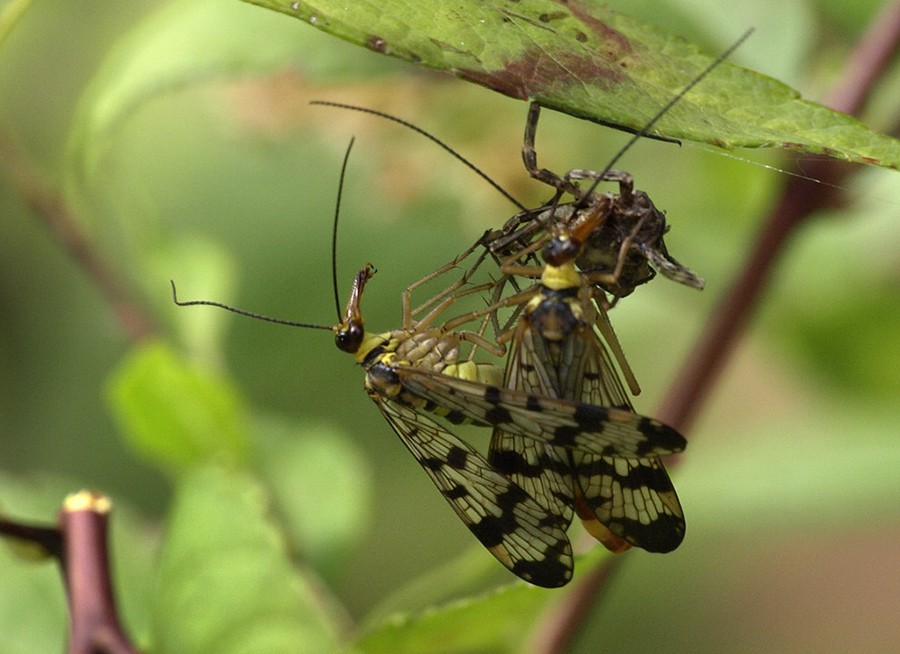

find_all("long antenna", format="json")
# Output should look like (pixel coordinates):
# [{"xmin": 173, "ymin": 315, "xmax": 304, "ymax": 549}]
[
  {"xmin": 332, "ymin": 137, "xmax": 355, "ymax": 321},
  {"xmin": 170, "ymin": 281, "xmax": 332, "ymax": 331},
  {"xmin": 579, "ymin": 28, "xmax": 754, "ymax": 202},
  {"xmin": 310, "ymin": 100, "xmax": 528, "ymax": 212},
  {"xmin": 172, "ymin": 139, "xmax": 361, "ymax": 332}
]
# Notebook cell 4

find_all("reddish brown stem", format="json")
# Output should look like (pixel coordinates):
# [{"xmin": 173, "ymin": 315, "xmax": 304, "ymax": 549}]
[
  {"xmin": 657, "ymin": 156, "xmax": 853, "ymax": 432},
  {"xmin": 61, "ymin": 492, "xmax": 140, "ymax": 654},
  {"xmin": 0, "ymin": 517, "xmax": 63, "ymax": 557},
  {"xmin": 821, "ymin": 0, "xmax": 900, "ymax": 115},
  {"xmin": 657, "ymin": 0, "xmax": 900, "ymax": 433},
  {"xmin": 0, "ymin": 130, "xmax": 156, "ymax": 343},
  {"xmin": 529, "ymin": 555, "xmax": 624, "ymax": 653},
  {"xmin": 0, "ymin": 493, "xmax": 140, "ymax": 653},
  {"xmin": 534, "ymin": 4, "xmax": 900, "ymax": 653}
]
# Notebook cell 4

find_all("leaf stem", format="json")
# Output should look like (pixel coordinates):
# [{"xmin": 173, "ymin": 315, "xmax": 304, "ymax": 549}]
[
  {"xmin": 0, "ymin": 493, "xmax": 141, "ymax": 654},
  {"xmin": 61, "ymin": 492, "xmax": 141, "ymax": 654},
  {"xmin": 528, "ymin": 554, "xmax": 624, "ymax": 654}
]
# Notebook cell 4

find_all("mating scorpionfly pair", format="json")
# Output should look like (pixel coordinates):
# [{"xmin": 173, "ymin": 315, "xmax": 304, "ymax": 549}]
[{"xmin": 173, "ymin": 35, "xmax": 746, "ymax": 586}]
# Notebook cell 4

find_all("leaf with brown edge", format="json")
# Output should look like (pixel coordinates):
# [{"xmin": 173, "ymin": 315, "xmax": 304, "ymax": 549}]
[{"xmin": 246, "ymin": 0, "xmax": 900, "ymax": 168}]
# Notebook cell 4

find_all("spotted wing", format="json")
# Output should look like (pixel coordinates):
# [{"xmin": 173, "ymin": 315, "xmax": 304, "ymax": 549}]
[
  {"xmin": 501, "ymin": 291, "xmax": 685, "ymax": 553},
  {"xmin": 394, "ymin": 365, "xmax": 686, "ymax": 458},
  {"xmin": 373, "ymin": 394, "xmax": 574, "ymax": 588},
  {"xmin": 494, "ymin": 310, "xmax": 635, "ymax": 553},
  {"xmin": 572, "ymin": 318, "xmax": 685, "ymax": 552},
  {"xmin": 573, "ymin": 452, "xmax": 685, "ymax": 552},
  {"xmin": 488, "ymin": 321, "xmax": 575, "ymax": 533}
]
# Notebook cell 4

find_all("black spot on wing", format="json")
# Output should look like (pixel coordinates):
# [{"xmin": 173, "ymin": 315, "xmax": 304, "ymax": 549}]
[
  {"xmin": 490, "ymin": 447, "xmax": 544, "ymax": 477},
  {"xmin": 478, "ymin": 385, "xmax": 514, "ymax": 425},
  {"xmin": 551, "ymin": 425, "xmax": 617, "ymax": 456},
  {"xmin": 467, "ymin": 485, "xmax": 534, "ymax": 547},
  {"xmin": 608, "ymin": 513, "xmax": 686, "ymax": 553},
  {"xmin": 445, "ymin": 446, "xmax": 469, "ymax": 469},
  {"xmin": 492, "ymin": 443, "xmax": 575, "ymax": 479},
  {"xmin": 573, "ymin": 458, "xmax": 677, "ymax": 492},
  {"xmin": 443, "ymin": 409, "xmax": 468, "ymax": 425},
  {"xmin": 467, "ymin": 515, "xmax": 508, "ymax": 548},
  {"xmin": 484, "ymin": 405, "xmax": 513, "ymax": 425},
  {"xmin": 494, "ymin": 484, "xmax": 529, "ymax": 512},
  {"xmin": 572, "ymin": 402, "xmax": 610, "ymax": 427},
  {"xmin": 550, "ymin": 425, "xmax": 577, "ymax": 448},
  {"xmin": 484, "ymin": 385, "xmax": 502, "ymax": 404},
  {"xmin": 635, "ymin": 417, "xmax": 687, "ymax": 455},
  {"xmin": 512, "ymin": 557, "xmax": 572, "ymax": 588},
  {"xmin": 443, "ymin": 484, "xmax": 469, "ymax": 500}
]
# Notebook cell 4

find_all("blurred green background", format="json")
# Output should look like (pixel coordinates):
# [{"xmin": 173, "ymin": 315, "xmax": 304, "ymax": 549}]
[{"xmin": 0, "ymin": 0, "xmax": 897, "ymax": 652}]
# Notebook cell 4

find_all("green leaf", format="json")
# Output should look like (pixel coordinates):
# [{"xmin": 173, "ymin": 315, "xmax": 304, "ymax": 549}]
[
  {"xmin": 358, "ymin": 547, "xmax": 608, "ymax": 654},
  {"xmin": 152, "ymin": 465, "xmax": 344, "ymax": 653},
  {"xmin": 106, "ymin": 342, "xmax": 250, "ymax": 471},
  {"xmin": 357, "ymin": 541, "xmax": 613, "ymax": 654},
  {"xmin": 253, "ymin": 414, "xmax": 373, "ymax": 580},
  {"xmin": 363, "ymin": 546, "xmax": 519, "ymax": 629},
  {"xmin": 360, "ymin": 584, "xmax": 555, "ymax": 653},
  {"xmin": 247, "ymin": 0, "xmax": 900, "ymax": 168},
  {"xmin": 0, "ymin": 0, "xmax": 32, "ymax": 46}
]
